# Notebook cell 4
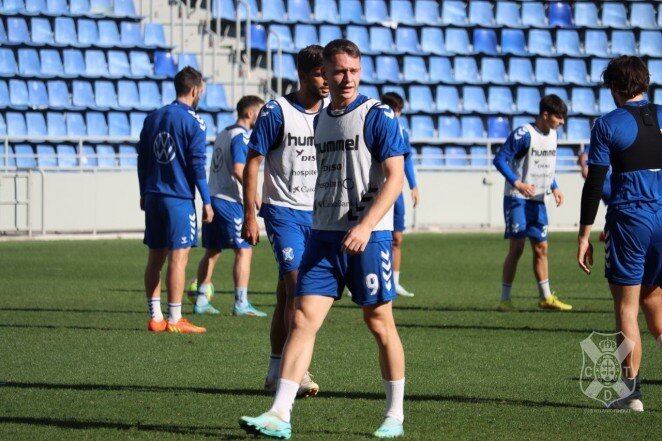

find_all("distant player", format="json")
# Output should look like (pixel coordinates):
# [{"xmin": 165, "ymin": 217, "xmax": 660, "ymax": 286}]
[
  {"xmin": 578, "ymin": 56, "xmax": 662, "ymax": 411},
  {"xmin": 242, "ymin": 46, "xmax": 328, "ymax": 396},
  {"xmin": 380, "ymin": 92, "xmax": 420, "ymax": 297},
  {"xmin": 137, "ymin": 66, "xmax": 212, "ymax": 333},
  {"xmin": 493, "ymin": 95, "xmax": 572, "ymax": 312},
  {"xmin": 240, "ymin": 39, "xmax": 409, "ymax": 439},
  {"xmin": 189, "ymin": 95, "xmax": 267, "ymax": 317}
]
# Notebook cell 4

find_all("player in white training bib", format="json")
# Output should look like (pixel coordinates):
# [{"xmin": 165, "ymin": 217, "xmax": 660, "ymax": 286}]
[{"xmin": 240, "ymin": 39, "xmax": 409, "ymax": 440}]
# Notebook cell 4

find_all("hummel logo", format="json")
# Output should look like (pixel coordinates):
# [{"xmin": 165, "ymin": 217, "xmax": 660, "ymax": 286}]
[{"xmin": 296, "ymin": 149, "xmax": 304, "ymax": 157}]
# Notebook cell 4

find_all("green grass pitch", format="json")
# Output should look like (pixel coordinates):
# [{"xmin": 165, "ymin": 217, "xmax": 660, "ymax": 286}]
[{"xmin": 0, "ymin": 233, "xmax": 660, "ymax": 440}]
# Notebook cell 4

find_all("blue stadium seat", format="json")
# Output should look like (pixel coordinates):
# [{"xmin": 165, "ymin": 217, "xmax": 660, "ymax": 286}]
[
  {"xmin": 66, "ymin": 112, "xmax": 86, "ymax": 137},
  {"xmin": 566, "ymin": 118, "xmax": 590, "ymax": 140},
  {"xmin": 54, "ymin": 17, "xmax": 77, "ymax": 46},
  {"xmin": 521, "ymin": 2, "xmax": 547, "ymax": 27},
  {"xmin": 202, "ymin": 83, "xmax": 230, "ymax": 111},
  {"xmin": 234, "ymin": 0, "xmax": 258, "ymax": 20},
  {"xmin": 470, "ymin": 146, "xmax": 488, "ymax": 167},
  {"xmin": 27, "ymin": 0, "xmax": 47, "ymax": 14},
  {"xmin": 9, "ymin": 79, "xmax": 29, "ymax": 109},
  {"xmin": 216, "ymin": 112, "xmax": 234, "ymax": 130},
  {"xmin": 85, "ymin": 50, "xmax": 109, "ymax": 77},
  {"xmin": 15, "ymin": 144, "xmax": 36, "ymax": 168},
  {"xmin": 403, "ymin": 56, "xmax": 427, "ymax": 83},
  {"xmin": 488, "ymin": 86, "xmax": 513, "ymax": 114},
  {"xmin": 495, "ymin": 1, "xmax": 520, "ymax": 27},
  {"xmin": 154, "ymin": 51, "xmax": 177, "ymax": 78},
  {"xmin": 415, "ymin": 0, "xmax": 440, "ymax": 25},
  {"xmin": 63, "ymin": 49, "xmax": 85, "ymax": 76},
  {"xmin": 481, "ymin": 58, "xmax": 506, "ymax": 84},
  {"xmin": 70, "ymin": 0, "xmax": 90, "ymax": 15},
  {"xmin": 462, "ymin": 86, "xmax": 487, "ymax": 113},
  {"xmin": 391, "ymin": 0, "xmax": 415, "ymax": 25},
  {"xmin": 545, "ymin": 86, "xmax": 568, "ymax": 103},
  {"xmin": 555, "ymin": 147, "xmax": 576, "ymax": 170},
  {"xmin": 437, "ymin": 115, "xmax": 461, "ymax": 138},
  {"xmin": 86, "ymin": 112, "xmax": 107, "ymax": 137},
  {"xmin": 365, "ymin": 0, "xmax": 389, "ymax": 23},
  {"xmin": 658, "ymin": 4, "xmax": 662, "ymax": 28},
  {"xmin": 27, "ymin": 80, "xmax": 48, "ymax": 109},
  {"xmin": 295, "ymin": 24, "xmax": 317, "ymax": 50},
  {"xmin": 361, "ymin": 56, "xmax": 378, "ymax": 83},
  {"xmin": 572, "ymin": 3, "xmax": 598, "ymax": 28},
  {"xmin": 441, "ymin": 1, "xmax": 468, "ymax": 25},
  {"xmin": 340, "ymin": 0, "xmax": 364, "ymax": 24},
  {"xmin": 549, "ymin": 2, "xmax": 572, "ymax": 28},
  {"xmin": 108, "ymin": 111, "xmax": 130, "ymax": 137},
  {"xmin": 445, "ymin": 28, "xmax": 471, "ymax": 55},
  {"xmin": 640, "ymin": 31, "xmax": 662, "ymax": 57},
  {"xmin": 473, "ymin": 29, "xmax": 497, "ymax": 55},
  {"xmin": 263, "ymin": 0, "xmax": 287, "ymax": 22},
  {"xmin": 96, "ymin": 144, "xmax": 116, "ymax": 167},
  {"xmin": 95, "ymin": 80, "xmax": 118, "ymax": 109},
  {"xmin": 611, "ymin": 31, "xmax": 636, "ymax": 56},
  {"xmin": 590, "ymin": 58, "xmax": 609, "ymax": 83},
  {"xmin": 461, "ymin": 116, "xmax": 484, "ymax": 138},
  {"xmin": 3, "ymin": 0, "xmax": 26, "ymax": 14},
  {"xmin": 80, "ymin": 145, "xmax": 97, "ymax": 168},
  {"xmin": 119, "ymin": 145, "xmax": 137, "ymax": 167},
  {"xmin": 130, "ymin": 112, "xmax": 146, "ymax": 137},
  {"xmin": 409, "ymin": 86, "xmax": 433, "ymax": 112},
  {"xmin": 114, "ymin": 0, "xmax": 137, "ymax": 18},
  {"xmin": 535, "ymin": 58, "xmax": 561, "ymax": 84},
  {"xmin": 346, "ymin": 26, "xmax": 371, "ymax": 52},
  {"xmin": 0, "ymin": 49, "xmax": 18, "ymax": 77},
  {"xmin": 602, "ymin": 3, "xmax": 627, "ymax": 28},
  {"xmin": 27, "ymin": 112, "xmax": 47, "ymax": 137},
  {"xmin": 46, "ymin": 111, "xmax": 66, "ymax": 136},
  {"xmin": 108, "ymin": 50, "xmax": 131, "ymax": 77},
  {"xmin": 56, "ymin": 145, "xmax": 77, "ymax": 167},
  {"xmin": 178, "ymin": 53, "xmax": 200, "ymax": 71},
  {"xmin": 78, "ymin": 19, "xmax": 99, "ymax": 46},
  {"xmin": 585, "ymin": 30, "xmax": 609, "ymax": 57},
  {"xmin": 314, "ymin": 0, "xmax": 340, "ymax": 23},
  {"xmin": 630, "ymin": 3, "xmax": 657, "ymax": 29},
  {"xmin": 18, "ymin": 48, "xmax": 41, "ymax": 77},
  {"xmin": 420, "ymin": 146, "xmax": 443, "ymax": 167},
  {"xmin": 445, "ymin": 146, "xmax": 469, "ymax": 167},
  {"xmin": 118, "ymin": 80, "xmax": 138, "ymax": 109},
  {"xmin": 516, "ymin": 87, "xmax": 540, "ymax": 114},
  {"xmin": 7, "ymin": 18, "xmax": 31, "ymax": 44},
  {"xmin": 72, "ymin": 80, "xmax": 96, "ymax": 108},
  {"xmin": 40, "ymin": 49, "xmax": 65, "ymax": 77},
  {"xmin": 138, "ymin": 81, "xmax": 160, "ymax": 110},
  {"xmin": 396, "ymin": 27, "xmax": 421, "ymax": 54},
  {"xmin": 120, "ymin": 21, "xmax": 143, "ymax": 48},
  {"xmin": 370, "ymin": 27, "xmax": 395, "ymax": 53},
  {"xmin": 37, "ymin": 145, "xmax": 57, "ymax": 167},
  {"xmin": 429, "ymin": 57, "xmax": 453, "ymax": 83},
  {"xmin": 319, "ymin": 25, "xmax": 342, "ymax": 45},
  {"xmin": 410, "ymin": 115, "xmax": 434, "ymax": 138},
  {"xmin": 501, "ymin": 29, "xmax": 526, "ymax": 55},
  {"xmin": 268, "ymin": 25, "xmax": 294, "ymax": 51},
  {"xmin": 359, "ymin": 85, "xmax": 379, "ymax": 99},
  {"xmin": 571, "ymin": 88, "xmax": 597, "ymax": 115},
  {"xmin": 47, "ymin": 80, "xmax": 69, "ymax": 108},
  {"xmin": 454, "ymin": 57, "xmax": 479, "ymax": 84},
  {"xmin": 435, "ymin": 86, "xmax": 460, "ymax": 112},
  {"xmin": 421, "ymin": 27, "xmax": 447, "ymax": 55},
  {"xmin": 563, "ymin": 58, "xmax": 589, "ymax": 85},
  {"xmin": 205, "ymin": 145, "xmax": 213, "ymax": 169},
  {"xmin": 248, "ymin": 24, "xmax": 267, "ymax": 52},
  {"xmin": 528, "ymin": 30, "xmax": 553, "ymax": 56},
  {"xmin": 599, "ymin": 88, "xmax": 616, "ymax": 113},
  {"xmin": 556, "ymin": 30, "xmax": 581, "ymax": 57},
  {"xmin": 468, "ymin": 1, "xmax": 494, "ymax": 27},
  {"xmin": 274, "ymin": 53, "xmax": 297, "ymax": 81},
  {"xmin": 508, "ymin": 58, "xmax": 535, "ymax": 85},
  {"xmin": 90, "ymin": 0, "xmax": 112, "ymax": 15},
  {"xmin": 31, "ymin": 17, "xmax": 54, "ymax": 45},
  {"xmin": 144, "ymin": 23, "xmax": 168, "ymax": 48},
  {"xmin": 649, "ymin": 60, "xmax": 662, "ymax": 85},
  {"xmin": 0, "ymin": 81, "xmax": 8, "ymax": 108},
  {"xmin": 161, "ymin": 81, "xmax": 175, "ymax": 105},
  {"xmin": 0, "ymin": 19, "xmax": 6, "ymax": 46},
  {"xmin": 98, "ymin": 20, "xmax": 121, "ymax": 47},
  {"xmin": 129, "ymin": 51, "xmax": 152, "ymax": 77},
  {"xmin": 487, "ymin": 117, "xmax": 510, "ymax": 138}
]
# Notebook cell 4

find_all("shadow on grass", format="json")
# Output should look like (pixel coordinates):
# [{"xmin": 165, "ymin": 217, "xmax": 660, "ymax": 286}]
[
  {"xmin": 570, "ymin": 377, "xmax": 662, "ymax": 387},
  {"xmin": 0, "ymin": 323, "xmax": 144, "ymax": 332},
  {"xmin": 397, "ymin": 322, "xmax": 608, "ymax": 335},
  {"xmin": 109, "ymin": 289, "xmax": 276, "ymax": 296},
  {"xmin": 327, "ymin": 304, "xmax": 613, "ymax": 315}
]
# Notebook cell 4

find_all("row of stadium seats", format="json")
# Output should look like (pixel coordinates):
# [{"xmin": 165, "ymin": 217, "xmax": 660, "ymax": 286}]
[
  {"xmin": 0, "ymin": 0, "xmax": 139, "ymax": 18},
  {"xmin": 214, "ymin": 0, "xmax": 662, "ymax": 30},
  {"xmin": 0, "ymin": 48, "xmax": 194, "ymax": 79},
  {"xmin": 0, "ymin": 17, "xmax": 168, "ymax": 48},
  {"xmin": 259, "ymin": 24, "xmax": 662, "ymax": 58}
]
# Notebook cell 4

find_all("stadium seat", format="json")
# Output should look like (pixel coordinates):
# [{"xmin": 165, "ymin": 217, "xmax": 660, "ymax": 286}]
[
  {"xmin": 0, "ymin": 49, "xmax": 18, "ymax": 77},
  {"xmin": 31, "ymin": 17, "xmax": 54, "ymax": 45},
  {"xmin": 409, "ymin": 86, "xmax": 433, "ymax": 112},
  {"xmin": 7, "ymin": 18, "xmax": 31, "ymax": 44},
  {"xmin": 415, "ymin": 0, "xmax": 440, "ymax": 25},
  {"xmin": 119, "ymin": 145, "xmax": 137, "ymax": 167},
  {"xmin": 420, "ymin": 146, "xmax": 444, "ymax": 167},
  {"xmin": 78, "ymin": 19, "xmax": 99, "ymax": 46},
  {"xmin": 0, "ymin": 20, "xmax": 7, "ymax": 46},
  {"xmin": 81, "ymin": 145, "xmax": 97, "ymax": 168},
  {"xmin": 90, "ymin": 0, "xmax": 112, "ymax": 15},
  {"xmin": 72, "ymin": 80, "xmax": 96, "ymax": 109},
  {"xmin": 599, "ymin": 88, "xmax": 616, "ymax": 113},
  {"xmin": 129, "ymin": 51, "xmax": 152, "ymax": 77},
  {"xmin": 495, "ymin": 1, "xmax": 520, "ymax": 27},
  {"xmin": 375, "ymin": 56, "xmax": 399, "ymax": 83},
  {"xmin": 339, "ymin": 0, "xmax": 365, "ymax": 24},
  {"xmin": 441, "ymin": 1, "xmax": 468, "ymax": 25},
  {"xmin": 602, "ymin": 3, "xmax": 628, "ymax": 28},
  {"xmin": 108, "ymin": 50, "xmax": 131, "ymax": 77},
  {"xmin": 410, "ymin": 115, "xmax": 434, "ymax": 138},
  {"xmin": 361, "ymin": 57, "xmax": 377, "ymax": 83},
  {"xmin": 85, "ymin": 50, "xmax": 109, "ymax": 77},
  {"xmin": 178, "ymin": 53, "xmax": 200, "ymax": 71},
  {"xmin": 563, "ymin": 59, "xmax": 589, "ymax": 85},
  {"xmin": 516, "ymin": 87, "xmax": 540, "ymax": 114},
  {"xmin": 15, "ymin": 144, "xmax": 37, "ymax": 168},
  {"xmin": 66, "ymin": 112, "xmax": 86, "ymax": 137},
  {"xmin": 314, "ymin": 0, "xmax": 340, "ymax": 23},
  {"xmin": 365, "ymin": 0, "xmax": 389, "ymax": 23},
  {"xmin": 154, "ymin": 51, "xmax": 177, "ymax": 78},
  {"xmin": 70, "ymin": 0, "xmax": 91, "ymax": 16},
  {"xmin": 585, "ymin": 31, "xmax": 609, "ymax": 57},
  {"xmin": 37, "ymin": 145, "xmax": 57, "ymax": 167},
  {"xmin": 120, "ymin": 22, "xmax": 143, "ymax": 48},
  {"xmin": 470, "ymin": 146, "xmax": 488, "ymax": 167},
  {"xmin": 54, "ymin": 17, "xmax": 78, "ymax": 46},
  {"xmin": 56, "ymin": 145, "xmax": 78, "ymax": 168},
  {"xmin": 18, "ymin": 49, "xmax": 41, "ymax": 77},
  {"xmin": 429, "ymin": 57, "xmax": 453, "ymax": 83},
  {"xmin": 201, "ymin": 83, "xmax": 230, "ymax": 111},
  {"xmin": 566, "ymin": 118, "xmax": 590, "ymax": 140},
  {"xmin": 40, "ymin": 49, "xmax": 65, "ymax": 77},
  {"xmin": 535, "ymin": 58, "xmax": 561, "ymax": 85},
  {"xmin": 501, "ymin": 29, "xmax": 526, "ymax": 55},
  {"xmin": 396, "ymin": 27, "xmax": 422, "ymax": 54},
  {"xmin": 481, "ymin": 58, "xmax": 506, "ymax": 84},
  {"xmin": 435, "ymin": 86, "xmax": 460, "ymax": 112},
  {"xmin": 403, "ymin": 56, "xmax": 427, "ymax": 83},
  {"xmin": 319, "ymin": 25, "xmax": 342, "ymax": 45},
  {"xmin": 571, "ymin": 88, "xmax": 597, "ymax": 115},
  {"xmin": 129, "ymin": 112, "xmax": 146, "ymax": 138},
  {"xmin": 590, "ymin": 58, "xmax": 609, "ymax": 83},
  {"xmin": 468, "ymin": 1, "xmax": 494, "ymax": 27},
  {"xmin": 574, "ymin": 3, "xmax": 598, "ymax": 28},
  {"xmin": 98, "ymin": 20, "xmax": 121, "ymax": 47},
  {"xmin": 347, "ymin": 26, "xmax": 371, "ymax": 52},
  {"xmin": 521, "ymin": 2, "xmax": 547, "ymax": 27},
  {"xmin": 26, "ymin": 0, "xmax": 47, "ymax": 14},
  {"xmin": 421, "ymin": 28, "xmax": 447, "ymax": 55},
  {"xmin": 9, "ymin": 79, "xmax": 29, "ymax": 109},
  {"xmin": 556, "ymin": 30, "xmax": 582, "ymax": 57},
  {"xmin": 437, "ymin": 115, "xmax": 461, "ymax": 138},
  {"xmin": 95, "ymin": 80, "xmax": 118, "ymax": 109},
  {"xmin": 359, "ymin": 85, "xmax": 379, "ymax": 99},
  {"xmin": 461, "ymin": 116, "xmax": 484, "ymax": 138},
  {"xmin": 47, "ymin": 81, "xmax": 69, "ymax": 108},
  {"xmin": 96, "ymin": 144, "xmax": 116, "ymax": 167},
  {"xmin": 46, "ymin": 111, "xmax": 66, "ymax": 136},
  {"xmin": 144, "ymin": 23, "xmax": 168, "ymax": 48},
  {"xmin": 549, "ymin": 2, "xmax": 572, "ymax": 27},
  {"xmin": 528, "ymin": 30, "xmax": 553, "ymax": 56},
  {"xmin": 508, "ymin": 58, "xmax": 535, "ymax": 85},
  {"xmin": 391, "ymin": 0, "xmax": 416, "ymax": 25},
  {"xmin": 63, "ymin": 49, "xmax": 85, "ymax": 76},
  {"xmin": 370, "ymin": 27, "xmax": 395, "ymax": 53},
  {"xmin": 114, "ymin": 0, "xmax": 137, "ymax": 18},
  {"xmin": 138, "ymin": 81, "xmax": 160, "ymax": 110},
  {"xmin": 462, "ymin": 86, "xmax": 487, "ymax": 113},
  {"xmin": 0, "ymin": 81, "xmax": 8, "ymax": 108},
  {"xmin": 27, "ymin": 112, "xmax": 47, "ymax": 137},
  {"xmin": 295, "ymin": 24, "xmax": 317, "ymax": 50},
  {"xmin": 274, "ymin": 53, "xmax": 297, "ymax": 81},
  {"xmin": 473, "ymin": 29, "xmax": 497, "ymax": 55},
  {"xmin": 27, "ymin": 80, "xmax": 48, "ymax": 109},
  {"xmin": 268, "ymin": 25, "xmax": 294, "ymax": 51},
  {"xmin": 545, "ymin": 86, "xmax": 568, "ymax": 103},
  {"xmin": 649, "ymin": 60, "xmax": 662, "ymax": 85},
  {"xmin": 487, "ymin": 117, "xmax": 510, "ymax": 138},
  {"xmin": 454, "ymin": 57, "xmax": 479, "ymax": 84},
  {"xmin": 556, "ymin": 147, "xmax": 576, "ymax": 168},
  {"xmin": 108, "ymin": 111, "xmax": 130, "ymax": 137},
  {"xmin": 216, "ymin": 112, "xmax": 234, "ymax": 131},
  {"xmin": 640, "ymin": 31, "xmax": 662, "ymax": 57},
  {"xmin": 445, "ymin": 146, "xmax": 469, "ymax": 167},
  {"xmin": 630, "ymin": 3, "xmax": 657, "ymax": 29},
  {"xmin": 611, "ymin": 31, "xmax": 636, "ymax": 56},
  {"xmin": 161, "ymin": 81, "xmax": 175, "ymax": 105},
  {"xmin": 118, "ymin": 80, "xmax": 138, "ymax": 109},
  {"xmin": 263, "ymin": 0, "xmax": 287, "ymax": 22},
  {"xmin": 445, "ymin": 28, "xmax": 471, "ymax": 55},
  {"xmin": 488, "ymin": 86, "xmax": 513, "ymax": 114},
  {"xmin": 46, "ymin": 0, "xmax": 67, "ymax": 14}
]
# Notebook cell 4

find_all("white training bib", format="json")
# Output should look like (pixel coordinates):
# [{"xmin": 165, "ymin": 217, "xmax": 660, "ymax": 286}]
[
  {"xmin": 505, "ymin": 124, "xmax": 558, "ymax": 201},
  {"xmin": 313, "ymin": 98, "xmax": 393, "ymax": 232},
  {"xmin": 209, "ymin": 125, "xmax": 248, "ymax": 203}
]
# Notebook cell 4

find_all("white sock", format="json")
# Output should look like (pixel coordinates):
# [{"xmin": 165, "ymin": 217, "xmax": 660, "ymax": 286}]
[
  {"xmin": 501, "ymin": 283, "xmax": 512, "ymax": 301},
  {"xmin": 235, "ymin": 287, "xmax": 248, "ymax": 308},
  {"xmin": 267, "ymin": 354, "xmax": 281, "ymax": 379},
  {"xmin": 656, "ymin": 335, "xmax": 662, "ymax": 349},
  {"xmin": 147, "ymin": 298, "xmax": 163, "ymax": 321},
  {"xmin": 394, "ymin": 271, "xmax": 401, "ymax": 286},
  {"xmin": 269, "ymin": 378, "xmax": 299, "ymax": 423},
  {"xmin": 168, "ymin": 302, "xmax": 182, "ymax": 324},
  {"xmin": 383, "ymin": 378, "xmax": 405, "ymax": 423},
  {"xmin": 196, "ymin": 283, "xmax": 211, "ymax": 306},
  {"xmin": 537, "ymin": 279, "xmax": 552, "ymax": 300}
]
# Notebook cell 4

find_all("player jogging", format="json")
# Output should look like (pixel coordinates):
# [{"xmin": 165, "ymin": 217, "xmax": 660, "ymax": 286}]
[
  {"xmin": 578, "ymin": 56, "xmax": 662, "ymax": 411},
  {"xmin": 380, "ymin": 92, "xmax": 420, "ymax": 297},
  {"xmin": 137, "ymin": 66, "xmax": 212, "ymax": 334},
  {"xmin": 493, "ymin": 95, "xmax": 573, "ymax": 312},
  {"xmin": 242, "ymin": 46, "xmax": 328, "ymax": 397},
  {"xmin": 189, "ymin": 95, "xmax": 267, "ymax": 317}
]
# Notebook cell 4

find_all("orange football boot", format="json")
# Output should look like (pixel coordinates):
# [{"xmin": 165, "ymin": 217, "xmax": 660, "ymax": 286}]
[
  {"xmin": 147, "ymin": 319, "xmax": 168, "ymax": 333},
  {"xmin": 166, "ymin": 318, "xmax": 206, "ymax": 334}
]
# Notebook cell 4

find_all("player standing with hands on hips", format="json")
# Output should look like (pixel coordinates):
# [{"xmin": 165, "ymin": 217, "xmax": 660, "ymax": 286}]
[
  {"xmin": 577, "ymin": 56, "xmax": 662, "ymax": 412},
  {"xmin": 137, "ymin": 67, "xmax": 212, "ymax": 334},
  {"xmin": 239, "ymin": 39, "xmax": 409, "ymax": 439}
]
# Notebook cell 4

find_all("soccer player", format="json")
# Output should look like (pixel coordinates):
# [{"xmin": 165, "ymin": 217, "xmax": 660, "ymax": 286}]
[
  {"xmin": 493, "ymin": 95, "xmax": 573, "ymax": 312},
  {"xmin": 380, "ymin": 92, "xmax": 420, "ymax": 298},
  {"xmin": 137, "ymin": 66, "xmax": 212, "ymax": 334},
  {"xmin": 189, "ymin": 95, "xmax": 267, "ymax": 317},
  {"xmin": 577, "ymin": 56, "xmax": 662, "ymax": 412},
  {"xmin": 241, "ymin": 45, "xmax": 328, "ymax": 397},
  {"xmin": 239, "ymin": 39, "xmax": 409, "ymax": 439}
]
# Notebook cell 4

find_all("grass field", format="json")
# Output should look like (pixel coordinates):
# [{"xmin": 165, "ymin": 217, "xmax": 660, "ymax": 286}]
[{"xmin": 0, "ymin": 233, "xmax": 660, "ymax": 440}]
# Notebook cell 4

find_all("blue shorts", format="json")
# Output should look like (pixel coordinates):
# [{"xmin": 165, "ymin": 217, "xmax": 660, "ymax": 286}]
[
  {"xmin": 393, "ymin": 193, "xmax": 405, "ymax": 232},
  {"xmin": 143, "ymin": 194, "xmax": 197, "ymax": 249},
  {"xmin": 503, "ymin": 196, "xmax": 548, "ymax": 242},
  {"xmin": 202, "ymin": 198, "xmax": 251, "ymax": 250},
  {"xmin": 265, "ymin": 217, "xmax": 311, "ymax": 277},
  {"xmin": 296, "ymin": 230, "xmax": 397, "ymax": 307},
  {"xmin": 604, "ymin": 202, "xmax": 662, "ymax": 286}
]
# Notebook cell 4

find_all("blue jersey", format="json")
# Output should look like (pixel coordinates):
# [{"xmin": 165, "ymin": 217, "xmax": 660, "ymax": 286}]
[
  {"xmin": 137, "ymin": 100, "xmax": 211, "ymax": 204},
  {"xmin": 401, "ymin": 128, "xmax": 417, "ymax": 189},
  {"xmin": 588, "ymin": 100, "xmax": 662, "ymax": 206}
]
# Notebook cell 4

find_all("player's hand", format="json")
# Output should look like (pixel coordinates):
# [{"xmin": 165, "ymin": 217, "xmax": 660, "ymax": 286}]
[
  {"xmin": 242, "ymin": 215, "xmax": 260, "ymax": 246},
  {"xmin": 411, "ymin": 187, "xmax": 420, "ymax": 208},
  {"xmin": 515, "ymin": 180, "xmax": 536, "ymax": 198},
  {"xmin": 140, "ymin": 197, "xmax": 145, "ymax": 211},
  {"xmin": 202, "ymin": 204, "xmax": 214, "ymax": 224},
  {"xmin": 577, "ymin": 237, "xmax": 594, "ymax": 275},
  {"xmin": 552, "ymin": 188, "xmax": 564, "ymax": 207},
  {"xmin": 342, "ymin": 223, "xmax": 371, "ymax": 255}
]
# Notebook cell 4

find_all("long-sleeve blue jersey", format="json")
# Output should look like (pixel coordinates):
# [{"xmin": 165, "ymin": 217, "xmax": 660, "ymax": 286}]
[
  {"xmin": 137, "ymin": 100, "xmax": 211, "ymax": 204},
  {"xmin": 401, "ymin": 128, "xmax": 417, "ymax": 189}
]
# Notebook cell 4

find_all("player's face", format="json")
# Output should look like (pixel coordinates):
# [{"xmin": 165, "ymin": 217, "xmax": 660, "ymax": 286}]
[
  {"xmin": 300, "ymin": 67, "xmax": 329, "ymax": 100},
  {"xmin": 541, "ymin": 111, "xmax": 564, "ymax": 130},
  {"xmin": 323, "ymin": 52, "xmax": 361, "ymax": 105},
  {"xmin": 191, "ymin": 83, "xmax": 204, "ymax": 110}
]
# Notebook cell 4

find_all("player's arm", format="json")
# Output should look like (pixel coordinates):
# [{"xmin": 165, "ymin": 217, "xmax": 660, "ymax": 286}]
[
  {"xmin": 188, "ymin": 119, "xmax": 213, "ymax": 223},
  {"xmin": 492, "ymin": 130, "xmax": 535, "ymax": 197},
  {"xmin": 136, "ymin": 125, "xmax": 147, "ymax": 210},
  {"xmin": 230, "ymin": 133, "xmax": 248, "ymax": 184},
  {"xmin": 403, "ymin": 132, "xmax": 420, "ymax": 207},
  {"xmin": 550, "ymin": 177, "xmax": 563, "ymax": 207}
]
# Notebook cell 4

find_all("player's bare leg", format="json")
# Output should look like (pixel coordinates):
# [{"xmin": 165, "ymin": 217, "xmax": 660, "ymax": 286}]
[
  {"xmin": 392, "ymin": 231, "xmax": 413, "ymax": 297},
  {"xmin": 498, "ymin": 238, "xmax": 524, "ymax": 311},
  {"xmin": 266, "ymin": 279, "xmax": 287, "ymax": 391},
  {"xmin": 145, "ymin": 248, "xmax": 168, "ymax": 331},
  {"xmin": 190, "ymin": 249, "xmax": 222, "ymax": 314},
  {"xmin": 196, "ymin": 249, "xmax": 222, "ymax": 286},
  {"xmin": 232, "ymin": 247, "xmax": 266, "ymax": 317},
  {"xmin": 640, "ymin": 285, "xmax": 662, "ymax": 347},
  {"xmin": 165, "ymin": 248, "xmax": 205, "ymax": 333},
  {"xmin": 531, "ymin": 240, "xmax": 572, "ymax": 311}
]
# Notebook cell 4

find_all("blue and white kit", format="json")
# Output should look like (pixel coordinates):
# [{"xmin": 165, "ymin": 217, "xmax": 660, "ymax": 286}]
[{"xmin": 393, "ymin": 126, "xmax": 417, "ymax": 232}]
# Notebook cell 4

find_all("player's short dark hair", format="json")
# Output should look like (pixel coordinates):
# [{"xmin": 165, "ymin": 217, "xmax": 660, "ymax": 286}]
[
  {"xmin": 323, "ymin": 39, "xmax": 361, "ymax": 61},
  {"xmin": 602, "ymin": 55, "xmax": 650, "ymax": 99},
  {"xmin": 236, "ymin": 95, "xmax": 265, "ymax": 118},
  {"xmin": 174, "ymin": 66, "xmax": 203, "ymax": 96},
  {"xmin": 539, "ymin": 94, "xmax": 567, "ymax": 119},
  {"xmin": 380, "ymin": 92, "xmax": 405, "ymax": 113},
  {"xmin": 297, "ymin": 45, "xmax": 324, "ymax": 74}
]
